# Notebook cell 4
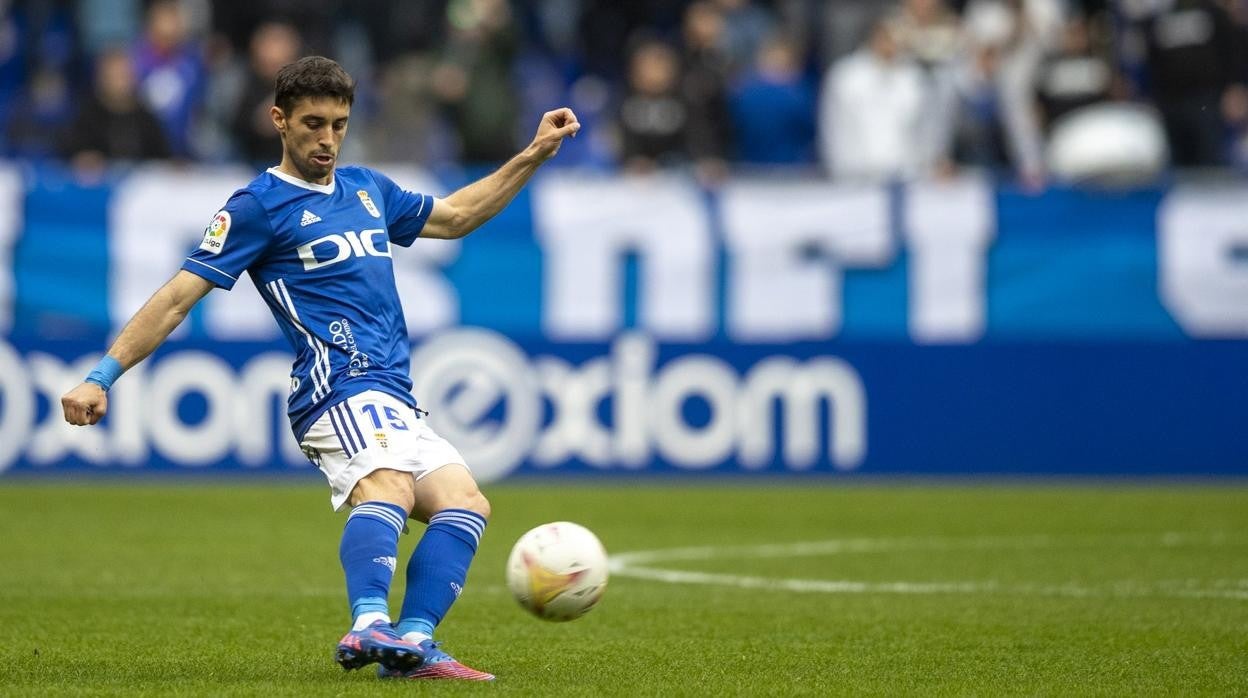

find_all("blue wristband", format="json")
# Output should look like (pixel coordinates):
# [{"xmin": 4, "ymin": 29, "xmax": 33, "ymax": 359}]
[{"xmin": 85, "ymin": 355, "xmax": 124, "ymax": 391}]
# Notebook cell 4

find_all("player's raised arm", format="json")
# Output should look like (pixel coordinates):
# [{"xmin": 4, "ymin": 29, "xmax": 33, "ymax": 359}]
[
  {"xmin": 420, "ymin": 108, "xmax": 580, "ymax": 240},
  {"xmin": 61, "ymin": 270, "xmax": 215, "ymax": 426}
]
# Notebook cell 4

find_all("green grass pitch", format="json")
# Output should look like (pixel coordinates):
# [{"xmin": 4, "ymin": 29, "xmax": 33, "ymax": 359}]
[{"xmin": 0, "ymin": 481, "xmax": 1245, "ymax": 696}]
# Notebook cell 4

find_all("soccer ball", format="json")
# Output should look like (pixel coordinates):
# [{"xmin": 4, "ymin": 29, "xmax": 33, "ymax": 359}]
[{"xmin": 506, "ymin": 521, "xmax": 608, "ymax": 621}]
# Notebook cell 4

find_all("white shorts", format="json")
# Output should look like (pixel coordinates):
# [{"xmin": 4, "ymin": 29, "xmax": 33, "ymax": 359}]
[{"xmin": 299, "ymin": 390, "xmax": 467, "ymax": 511}]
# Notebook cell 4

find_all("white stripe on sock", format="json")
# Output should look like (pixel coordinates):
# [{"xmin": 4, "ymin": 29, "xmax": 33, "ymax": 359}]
[
  {"xmin": 430, "ymin": 511, "xmax": 486, "ymax": 527},
  {"xmin": 349, "ymin": 504, "xmax": 406, "ymax": 534},
  {"xmin": 431, "ymin": 513, "xmax": 486, "ymax": 535},
  {"xmin": 351, "ymin": 505, "xmax": 406, "ymax": 531},
  {"xmin": 429, "ymin": 514, "xmax": 486, "ymax": 546}
]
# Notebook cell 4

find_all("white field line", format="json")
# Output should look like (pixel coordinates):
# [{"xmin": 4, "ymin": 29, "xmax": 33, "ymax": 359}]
[
  {"xmin": 613, "ymin": 565, "xmax": 996, "ymax": 595},
  {"xmin": 608, "ymin": 532, "xmax": 1236, "ymax": 567},
  {"xmin": 608, "ymin": 534, "xmax": 1248, "ymax": 601}
]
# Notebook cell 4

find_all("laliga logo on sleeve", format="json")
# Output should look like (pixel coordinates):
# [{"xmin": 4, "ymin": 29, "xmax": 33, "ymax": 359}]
[
  {"xmin": 199, "ymin": 210, "xmax": 231, "ymax": 254},
  {"xmin": 357, "ymin": 190, "xmax": 381, "ymax": 218}
]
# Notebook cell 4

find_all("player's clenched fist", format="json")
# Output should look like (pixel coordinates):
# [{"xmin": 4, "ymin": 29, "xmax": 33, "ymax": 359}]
[
  {"xmin": 529, "ymin": 108, "xmax": 579, "ymax": 162},
  {"xmin": 62, "ymin": 382, "xmax": 108, "ymax": 426}
]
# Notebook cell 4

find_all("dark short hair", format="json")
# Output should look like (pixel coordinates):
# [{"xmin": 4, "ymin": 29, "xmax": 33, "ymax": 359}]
[{"xmin": 274, "ymin": 56, "xmax": 355, "ymax": 115}]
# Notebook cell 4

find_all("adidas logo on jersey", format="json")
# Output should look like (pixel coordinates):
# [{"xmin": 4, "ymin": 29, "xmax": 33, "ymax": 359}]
[{"xmin": 300, "ymin": 209, "xmax": 322, "ymax": 227}]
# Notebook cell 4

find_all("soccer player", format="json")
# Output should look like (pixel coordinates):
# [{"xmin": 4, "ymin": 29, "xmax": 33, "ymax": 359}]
[{"xmin": 60, "ymin": 56, "xmax": 581, "ymax": 681}]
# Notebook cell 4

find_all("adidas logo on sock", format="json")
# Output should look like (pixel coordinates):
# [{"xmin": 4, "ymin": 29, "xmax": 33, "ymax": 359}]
[
  {"xmin": 373, "ymin": 556, "xmax": 397, "ymax": 573},
  {"xmin": 300, "ymin": 209, "xmax": 322, "ymax": 226}
]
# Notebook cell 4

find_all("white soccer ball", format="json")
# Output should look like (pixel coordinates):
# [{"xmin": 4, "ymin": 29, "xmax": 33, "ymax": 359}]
[{"xmin": 506, "ymin": 521, "xmax": 609, "ymax": 621}]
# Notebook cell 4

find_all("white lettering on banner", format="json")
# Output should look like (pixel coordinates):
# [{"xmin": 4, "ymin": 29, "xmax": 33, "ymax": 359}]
[
  {"xmin": 408, "ymin": 329, "xmax": 544, "ymax": 474},
  {"xmin": 736, "ymin": 358, "xmax": 866, "ymax": 470},
  {"xmin": 650, "ymin": 356, "xmax": 740, "ymax": 467},
  {"xmin": 533, "ymin": 356, "xmax": 613, "ymax": 465},
  {"xmin": 904, "ymin": 177, "xmax": 995, "ymax": 343},
  {"xmin": 0, "ymin": 343, "xmax": 309, "ymax": 472},
  {"xmin": 109, "ymin": 362, "xmax": 150, "ymax": 465},
  {"xmin": 0, "ymin": 341, "xmax": 34, "ymax": 473},
  {"xmin": 721, "ymin": 181, "xmax": 894, "ymax": 340},
  {"xmin": 534, "ymin": 173, "xmax": 715, "ymax": 341},
  {"xmin": 110, "ymin": 164, "xmax": 459, "ymax": 340},
  {"xmin": 409, "ymin": 329, "xmax": 868, "ymax": 482},
  {"xmin": 0, "ymin": 334, "xmax": 865, "ymax": 478},
  {"xmin": 0, "ymin": 165, "xmax": 20, "ymax": 335},
  {"xmin": 235, "ymin": 354, "xmax": 306, "ymax": 465},
  {"xmin": 613, "ymin": 333, "xmax": 653, "ymax": 466},
  {"xmin": 27, "ymin": 353, "xmax": 111, "ymax": 464},
  {"xmin": 147, "ymin": 354, "xmax": 237, "ymax": 464},
  {"xmin": 110, "ymin": 165, "xmax": 275, "ymax": 339},
  {"xmin": 384, "ymin": 166, "xmax": 461, "ymax": 337},
  {"xmin": 538, "ymin": 178, "xmax": 994, "ymax": 342},
  {"xmin": 1160, "ymin": 187, "xmax": 1248, "ymax": 337}
]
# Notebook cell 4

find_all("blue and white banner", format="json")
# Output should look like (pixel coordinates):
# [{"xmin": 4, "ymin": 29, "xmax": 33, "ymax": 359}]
[
  {"xmin": 2, "ymin": 164, "xmax": 1246, "ymax": 478},
  {"xmin": 3, "ymin": 334, "xmax": 1246, "ymax": 479}
]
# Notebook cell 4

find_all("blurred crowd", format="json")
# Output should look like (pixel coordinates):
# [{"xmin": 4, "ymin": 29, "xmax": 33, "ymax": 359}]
[{"xmin": 1, "ymin": 0, "xmax": 1246, "ymax": 184}]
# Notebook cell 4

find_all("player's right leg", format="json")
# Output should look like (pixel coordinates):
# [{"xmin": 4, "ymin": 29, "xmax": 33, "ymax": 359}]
[
  {"xmin": 299, "ymin": 398, "xmax": 428, "ymax": 673},
  {"xmin": 332, "ymin": 468, "xmax": 426, "ymax": 671}
]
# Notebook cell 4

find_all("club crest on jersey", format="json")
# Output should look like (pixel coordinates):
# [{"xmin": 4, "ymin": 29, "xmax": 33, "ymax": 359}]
[
  {"xmin": 357, "ymin": 189, "xmax": 381, "ymax": 218},
  {"xmin": 199, "ymin": 210, "xmax": 231, "ymax": 254}
]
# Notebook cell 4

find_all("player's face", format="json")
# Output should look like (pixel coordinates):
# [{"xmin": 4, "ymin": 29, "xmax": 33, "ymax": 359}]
[{"xmin": 274, "ymin": 97, "xmax": 350, "ymax": 183}]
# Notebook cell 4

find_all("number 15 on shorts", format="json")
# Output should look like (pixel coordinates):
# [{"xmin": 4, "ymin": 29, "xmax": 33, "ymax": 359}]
[{"xmin": 361, "ymin": 402, "xmax": 409, "ymax": 431}]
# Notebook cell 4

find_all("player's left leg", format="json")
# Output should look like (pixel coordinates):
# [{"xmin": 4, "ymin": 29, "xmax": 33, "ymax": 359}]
[
  {"xmin": 398, "ymin": 463, "xmax": 490, "ymax": 640},
  {"xmin": 382, "ymin": 463, "xmax": 494, "ymax": 681}
]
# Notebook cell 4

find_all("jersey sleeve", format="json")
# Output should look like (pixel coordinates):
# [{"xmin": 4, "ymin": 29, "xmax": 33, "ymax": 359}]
[
  {"xmin": 369, "ymin": 170, "xmax": 435, "ymax": 247},
  {"xmin": 181, "ymin": 191, "xmax": 274, "ymax": 290}
]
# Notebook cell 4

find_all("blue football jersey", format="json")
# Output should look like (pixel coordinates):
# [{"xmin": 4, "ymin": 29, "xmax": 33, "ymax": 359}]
[{"xmin": 181, "ymin": 166, "xmax": 436, "ymax": 439}]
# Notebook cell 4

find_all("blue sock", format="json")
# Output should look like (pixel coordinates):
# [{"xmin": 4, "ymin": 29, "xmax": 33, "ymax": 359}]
[
  {"xmin": 396, "ymin": 508, "xmax": 486, "ymax": 638},
  {"xmin": 339, "ymin": 501, "xmax": 407, "ymax": 627}
]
